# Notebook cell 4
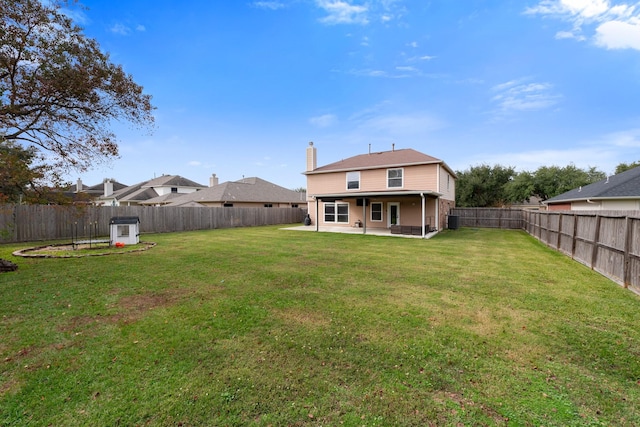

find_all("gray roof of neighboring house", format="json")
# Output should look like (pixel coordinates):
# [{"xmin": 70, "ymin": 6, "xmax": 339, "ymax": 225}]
[
  {"xmin": 167, "ymin": 177, "xmax": 306, "ymax": 206},
  {"xmin": 97, "ymin": 175, "xmax": 206, "ymax": 203},
  {"xmin": 306, "ymin": 148, "xmax": 457, "ymax": 178},
  {"xmin": 141, "ymin": 175, "xmax": 205, "ymax": 189},
  {"xmin": 545, "ymin": 166, "xmax": 640, "ymax": 204}
]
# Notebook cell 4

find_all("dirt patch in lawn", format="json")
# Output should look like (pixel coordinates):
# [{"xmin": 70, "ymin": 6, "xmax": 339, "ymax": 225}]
[{"xmin": 12, "ymin": 242, "xmax": 156, "ymax": 258}]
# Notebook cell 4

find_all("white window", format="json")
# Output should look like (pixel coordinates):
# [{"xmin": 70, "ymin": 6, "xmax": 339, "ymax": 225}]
[
  {"xmin": 324, "ymin": 202, "xmax": 349, "ymax": 223},
  {"xmin": 346, "ymin": 171, "xmax": 360, "ymax": 190},
  {"xmin": 388, "ymin": 168, "xmax": 403, "ymax": 188},
  {"xmin": 371, "ymin": 202, "xmax": 383, "ymax": 222}
]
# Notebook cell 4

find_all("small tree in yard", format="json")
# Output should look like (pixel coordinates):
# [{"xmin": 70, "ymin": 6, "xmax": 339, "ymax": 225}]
[{"xmin": 0, "ymin": 0, "xmax": 155, "ymax": 189}]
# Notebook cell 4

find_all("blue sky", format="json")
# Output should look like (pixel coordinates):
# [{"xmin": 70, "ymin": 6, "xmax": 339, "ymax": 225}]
[{"xmin": 67, "ymin": 0, "xmax": 640, "ymax": 189}]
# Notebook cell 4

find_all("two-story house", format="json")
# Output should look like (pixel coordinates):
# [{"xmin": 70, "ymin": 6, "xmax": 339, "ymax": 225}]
[
  {"xmin": 95, "ymin": 174, "xmax": 206, "ymax": 206},
  {"xmin": 304, "ymin": 142, "xmax": 456, "ymax": 237}
]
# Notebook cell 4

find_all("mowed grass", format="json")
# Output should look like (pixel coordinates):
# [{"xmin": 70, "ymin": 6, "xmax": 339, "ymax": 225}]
[{"xmin": 1, "ymin": 226, "xmax": 639, "ymax": 426}]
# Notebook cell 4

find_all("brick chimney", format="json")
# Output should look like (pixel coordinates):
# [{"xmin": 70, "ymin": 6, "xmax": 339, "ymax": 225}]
[
  {"xmin": 306, "ymin": 141, "xmax": 317, "ymax": 172},
  {"xmin": 209, "ymin": 173, "xmax": 219, "ymax": 187}
]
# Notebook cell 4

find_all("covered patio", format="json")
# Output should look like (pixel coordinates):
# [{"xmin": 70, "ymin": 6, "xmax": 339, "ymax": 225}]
[
  {"xmin": 305, "ymin": 191, "xmax": 442, "ymax": 239},
  {"xmin": 282, "ymin": 224, "xmax": 440, "ymax": 239}
]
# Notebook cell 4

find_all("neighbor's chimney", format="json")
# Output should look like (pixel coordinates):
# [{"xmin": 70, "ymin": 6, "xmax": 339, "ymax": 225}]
[
  {"xmin": 76, "ymin": 178, "xmax": 82, "ymax": 193},
  {"xmin": 103, "ymin": 178, "xmax": 113, "ymax": 197},
  {"xmin": 392, "ymin": 143, "xmax": 395, "ymax": 152},
  {"xmin": 306, "ymin": 141, "xmax": 317, "ymax": 172},
  {"xmin": 209, "ymin": 173, "xmax": 219, "ymax": 187}
]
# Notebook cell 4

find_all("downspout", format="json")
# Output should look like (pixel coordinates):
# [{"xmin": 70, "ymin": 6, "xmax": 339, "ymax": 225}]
[
  {"xmin": 436, "ymin": 164, "xmax": 441, "ymax": 230},
  {"xmin": 421, "ymin": 193, "xmax": 426, "ymax": 238}
]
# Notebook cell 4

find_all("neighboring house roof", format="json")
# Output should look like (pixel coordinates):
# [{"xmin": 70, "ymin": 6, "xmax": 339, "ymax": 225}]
[
  {"xmin": 545, "ymin": 166, "xmax": 640, "ymax": 204},
  {"xmin": 139, "ymin": 193, "xmax": 186, "ymax": 206},
  {"xmin": 306, "ymin": 148, "xmax": 457, "ymax": 178},
  {"xmin": 83, "ymin": 181, "xmax": 128, "ymax": 194},
  {"xmin": 167, "ymin": 177, "xmax": 305, "ymax": 206},
  {"xmin": 142, "ymin": 175, "xmax": 204, "ymax": 189},
  {"xmin": 97, "ymin": 175, "xmax": 206, "ymax": 204}
]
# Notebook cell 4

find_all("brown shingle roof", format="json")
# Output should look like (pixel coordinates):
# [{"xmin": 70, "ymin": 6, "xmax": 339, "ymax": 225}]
[{"xmin": 307, "ymin": 148, "xmax": 447, "ymax": 174}]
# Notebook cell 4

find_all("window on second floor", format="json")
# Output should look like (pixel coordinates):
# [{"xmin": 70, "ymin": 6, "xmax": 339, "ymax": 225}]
[
  {"xmin": 387, "ymin": 168, "xmax": 403, "ymax": 188},
  {"xmin": 346, "ymin": 171, "xmax": 360, "ymax": 190}
]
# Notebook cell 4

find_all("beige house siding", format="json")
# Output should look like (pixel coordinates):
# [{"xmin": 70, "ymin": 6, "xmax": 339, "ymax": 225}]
[
  {"xmin": 198, "ymin": 201, "xmax": 300, "ymax": 208},
  {"xmin": 438, "ymin": 165, "xmax": 456, "ymax": 201},
  {"xmin": 571, "ymin": 199, "xmax": 640, "ymax": 210},
  {"xmin": 307, "ymin": 164, "xmax": 439, "ymax": 194}
]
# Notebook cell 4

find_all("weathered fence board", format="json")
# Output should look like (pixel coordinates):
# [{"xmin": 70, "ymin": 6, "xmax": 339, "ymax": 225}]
[
  {"xmin": 0, "ymin": 205, "xmax": 306, "ymax": 243},
  {"xmin": 449, "ymin": 208, "xmax": 523, "ymax": 229}
]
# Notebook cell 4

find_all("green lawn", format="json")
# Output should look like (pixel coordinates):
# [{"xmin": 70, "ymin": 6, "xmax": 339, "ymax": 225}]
[{"xmin": 1, "ymin": 226, "xmax": 639, "ymax": 426}]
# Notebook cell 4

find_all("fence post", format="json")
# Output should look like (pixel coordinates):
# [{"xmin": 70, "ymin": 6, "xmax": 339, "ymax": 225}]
[{"xmin": 623, "ymin": 216, "xmax": 632, "ymax": 288}]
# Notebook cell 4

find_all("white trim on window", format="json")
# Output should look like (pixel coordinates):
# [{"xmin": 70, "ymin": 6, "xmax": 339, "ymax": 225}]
[
  {"xmin": 346, "ymin": 171, "xmax": 360, "ymax": 190},
  {"xmin": 387, "ymin": 168, "xmax": 403, "ymax": 188},
  {"xmin": 370, "ymin": 202, "xmax": 383, "ymax": 222},
  {"xmin": 323, "ymin": 202, "xmax": 349, "ymax": 223}
]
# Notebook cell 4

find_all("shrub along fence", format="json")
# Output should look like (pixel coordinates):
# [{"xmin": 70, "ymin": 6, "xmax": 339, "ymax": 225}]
[
  {"xmin": 0, "ymin": 204, "xmax": 306, "ymax": 243},
  {"xmin": 450, "ymin": 207, "xmax": 640, "ymax": 295}
]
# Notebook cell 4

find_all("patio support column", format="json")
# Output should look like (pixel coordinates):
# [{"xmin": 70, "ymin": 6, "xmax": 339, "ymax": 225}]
[
  {"xmin": 362, "ymin": 198, "xmax": 367, "ymax": 234},
  {"xmin": 314, "ymin": 197, "xmax": 319, "ymax": 232},
  {"xmin": 421, "ymin": 193, "xmax": 426, "ymax": 238}
]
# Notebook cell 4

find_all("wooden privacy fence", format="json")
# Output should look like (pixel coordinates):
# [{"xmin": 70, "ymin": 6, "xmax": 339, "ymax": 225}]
[
  {"xmin": 523, "ymin": 210, "xmax": 640, "ymax": 295},
  {"xmin": 0, "ymin": 205, "xmax": 306, "ymax": 243},
  {"xmin": 449, "ymin": 208, "xmax": 523, "ymax": 229}
]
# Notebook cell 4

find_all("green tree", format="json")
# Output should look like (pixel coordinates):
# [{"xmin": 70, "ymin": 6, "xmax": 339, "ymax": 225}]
[
  {"xmin": 615, "ymin": 161, "xmax": 640, "ymax": 174},
  {"xmin": 531, "ymin": 165, "xmax": 605, "ymax": 201},
  {"xmin": 505, "ymin": 171, "xmax": 535, "ymax": 204},
  {"xmin": 0, "ymin": 139, "xmax": 49, "ymax": 203},
  {"xmin": 0, "ymin": 0, "xmax": 155, "ymax": 179},
  {"xmin": 455, "ymin": 164, "xmax": 516, "ymax": 207}
]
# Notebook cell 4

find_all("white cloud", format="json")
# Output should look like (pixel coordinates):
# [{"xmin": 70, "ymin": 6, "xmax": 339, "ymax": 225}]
[
  {"xmin": 252, "ymin": 1, "xmax": 286, "ymax": 10},
  {"xmin": 354, "ymin": 111, "xmax": 445, "ymax": 136},
  {"xmin": 309, "ymin": 114, "xmax": 338, "ymax": 127},
  {"xmin": 527, "ymin": 0, "xmax": 640, "ymax": 51},
  {"xmin": 594, "ymin": 18, "xmax": 640, "ymax": 49},
  {"xmin": 555, "ymin": 30, "xmax": 587, "ymax": 40},
  {"xmin": 110, "ymin": 23, "xmax": 130, "ymax": 35},
  {"xmin": 109, "ymin": 23, "xmax": 146, "ymax": 35},
  {"xmin": 602, "ymin": 128, "xmax": 640, "ymax": 147},
  {"xmin": 456, "ymin": 128, "xmax": 640, "ymax": 174},
  {"xmin": 316, "ymin": 0, "xmax": 369, "ymax": 25},
  {"xmin": 491, "ymin": 79, "xmax": 562, "ymax": 113}
]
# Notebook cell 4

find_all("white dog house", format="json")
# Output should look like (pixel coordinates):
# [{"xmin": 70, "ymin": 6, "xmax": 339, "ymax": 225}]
[{"xmin": 109, "ymin": 216, "xmax": 140, "ymax": 245}]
